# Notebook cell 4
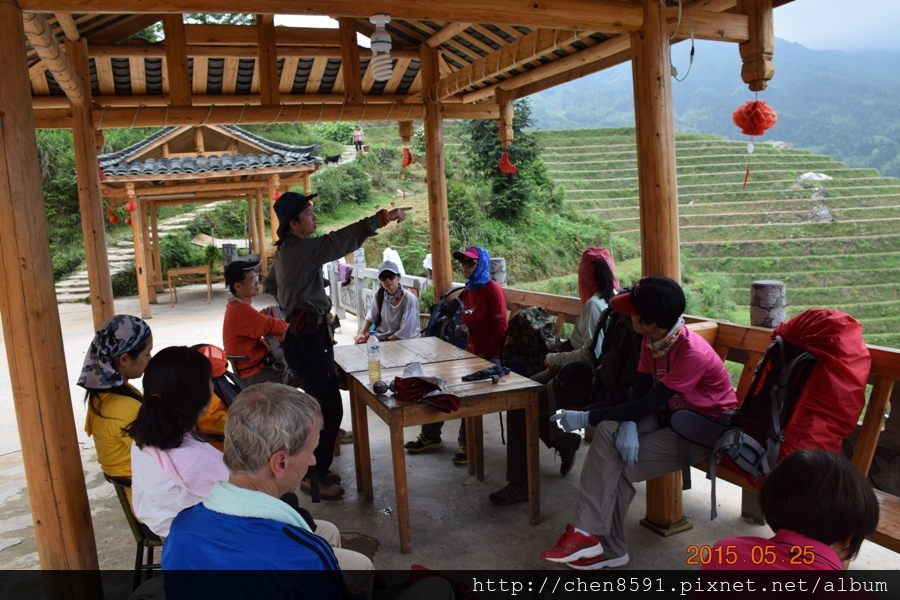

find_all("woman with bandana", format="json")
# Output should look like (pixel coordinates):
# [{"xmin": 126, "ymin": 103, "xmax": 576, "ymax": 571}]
[
  {"xmin": 78, "ymin": 314, "xmax": 153, "ymax": 506},
  {"xmin": 542, "ymin": 276, "xmax": 737, "ymax": 570},
  {"xmin": 404, "ymin": 246, "xmax": 508, "ymax": 466}
]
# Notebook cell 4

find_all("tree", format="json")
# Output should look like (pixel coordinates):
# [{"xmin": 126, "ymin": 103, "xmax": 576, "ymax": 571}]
[{"xmin": 458, "ymin": 99, "xmax": 556, "ymax": 220}]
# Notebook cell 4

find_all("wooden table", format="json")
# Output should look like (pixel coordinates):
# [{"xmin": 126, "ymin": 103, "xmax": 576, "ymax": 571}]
[
  {"xmin": 167, "ymin": 265, "xmax": 212, "ymax": 307},
  {"xmin": 334, "ymin": 337, "xmax": 542, "ymax": 553}
]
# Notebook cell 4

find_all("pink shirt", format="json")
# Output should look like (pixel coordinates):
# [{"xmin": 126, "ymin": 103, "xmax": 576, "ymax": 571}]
[
  {"xmin": 638, "ymin": 326, "xmax": 737, "ymax": 418},
  {"xmin": 701, "ymin": 529, "xmax": 842, "ymax": 571}
]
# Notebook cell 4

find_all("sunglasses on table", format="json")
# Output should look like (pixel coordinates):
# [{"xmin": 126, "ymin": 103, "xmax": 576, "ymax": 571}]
[{"xmin": 373, "ymin": 380, "xmax": 396, "ymax": 395}]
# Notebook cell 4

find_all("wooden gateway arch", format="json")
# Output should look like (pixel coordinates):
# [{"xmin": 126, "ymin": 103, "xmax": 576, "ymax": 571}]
[{"xmin": 1, "ymin": 0, "xmax": 788, "ymax": 571}]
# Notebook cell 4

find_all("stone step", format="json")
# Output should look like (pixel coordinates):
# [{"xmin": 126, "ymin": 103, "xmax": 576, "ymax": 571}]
[{"xmin": 55, "ymin": 292, "xmax": 89, "ymax": 303}]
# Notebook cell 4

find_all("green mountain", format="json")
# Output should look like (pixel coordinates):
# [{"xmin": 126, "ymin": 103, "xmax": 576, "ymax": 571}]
[{"xmin": 531, "ymin": 39, "xmax": 900, "ymax": 178}]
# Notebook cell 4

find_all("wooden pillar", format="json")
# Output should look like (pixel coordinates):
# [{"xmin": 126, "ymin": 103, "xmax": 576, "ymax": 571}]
[
  {"xmin": 150, "ymin": 201, "xmax": 163, "ymax": 294},
  {"xmin": 127, "ymin": 184, "xmax": 151, "ymax": 318},
  {"xmin": 246, "ymin": 194, "xmax": 258, "ymax": 255},
  {"xmin": 303, "ymin": 173, "xmax": 312, "ymax": 195},
  {"xmin": 141, "ymin": 200, "xmax": 157, "ymax": 303},
  {"xmin": 631, "ymin": 0, "xmax": 688, "ymax": 535},
  {"xmin": 66, "ymin": 37, "xmax": 114, "ymax": 329},
  {"xmin": 420, "ymin": 44, "xmax": 452, "ymax": 297},
  {"xmin": 0, "ymin": 0, "xmax": 99, "ymax": 570},
  {"xmin": 737, "ymin": 0, "xmax": 775, "ymax": 92},
  {"xmin": 255, "ymin": 189, "xmax": 269, "ymax": 274},
  {"xmin": 496, "ymin": 89, "xmax": 514, "ymax": 148},
  {"xmin": 267, "ymin": 174, "xmax": 280, "ymax": 246}
]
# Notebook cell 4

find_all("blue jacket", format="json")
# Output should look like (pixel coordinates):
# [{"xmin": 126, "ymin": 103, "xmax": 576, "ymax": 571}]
[{"xmin": 162, "ymin": 503, "xmax": 347, "ymax": 599}]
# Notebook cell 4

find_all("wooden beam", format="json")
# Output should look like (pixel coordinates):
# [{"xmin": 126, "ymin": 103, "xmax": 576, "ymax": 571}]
[
  {"xmin": 426, "ymin": 22, "xmax": 470, "ymax": 48},
  {"xmin": 34, "ymin": 92, "xmax": 416, "ymax": 109},
  {"xmin": 246, "ymin": 194, "xmax": 258, "ymax": 255},
  {"xmin": 22, "ymin": 11, "xmax": 86, "ymax": 106},
  {"xmin": 665, "ymin": 6, "xmax": 749, "ymax": 43},
  {"xmin": 185, "ymin": 24, "xmax": 342, "ymax": 46},
  {"xmin": 420, "ymin": 43, "xmax": 452, "ymax": 299},
  {"xmin": 464, "ymin": 35, "xmax": 630, "ymax": 103},
  {"xmin": 256, "ymin": 15, "xmax": 280, "ymax": 105},
  {"xmin": 19, "ymin": 1, "xmax": 645, "ymax": 32},
  {"xmin": 432, "ymin": 29, "xmax": 591, "ymax": 100},
  {"xmin": 86, "ymin": 41, "xmax": 421, "ymax": 60},
  {"xmin": 54, "ymin": 12, "xmax": 80, "ymax": 40},
  {"xmin": 86, "ymin": 14, "xmax": 162, "ymax": 43},
  {"xmin": 150, "ymin": 202, "xmax": 163, "ymax": 294},
  {"xmin": 279, "ymin": 56, "xmax": 300, "ymax": 94},
  {"xmin": 66, "ymin": 37, "xmax": 115, "ymax": 328},
  {"xmin": 192, "ymin": 55, "xmax": 208, "ymax": 94},
  {"xmin": 163, "ymin": 15, "xmax": 192, "ymax": 106},
  {"xmin": 0, "ymin": 0, "xmax": 100, "ymax": 571},
  {"xmin": 510, "ymin": 46, "xmax": 630, "ymax": 100},
  {"xmin": 338, "ymin": 17, "xmax": 363, "ymax": 104}
]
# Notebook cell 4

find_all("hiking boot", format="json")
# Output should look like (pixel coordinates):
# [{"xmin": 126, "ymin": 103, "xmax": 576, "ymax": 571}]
[
  {"xmin": 338, "ymin": 428, "xmax": 354, "ymax": 445},
  {"xmin": 404, "ymin": 433, "xmax": 443, "ymax": 453},
  {"xmin": 489, "ymin": 483, "xmax": 528, "ymax": 506},
  {"xmin": 540, "ymin": 524, "xmax": 604, "ymax": 563},
  {"xmin": 320, "ymin": 471, "xmax": 342, "ymax": 486},
  {"xmin": 451, "ymin": 445, "xmax": 467, "ymax": 465},
  {"xmin": 300, "ymin": 477, "xmax": 345, "ymax": 501},
  {"xmin": 567, "ymin": 553, "xmax": 630, "ymax": 570},
  {"xmin": 556, "ymin": 433, "xmax": 582, "ymax": 476}
]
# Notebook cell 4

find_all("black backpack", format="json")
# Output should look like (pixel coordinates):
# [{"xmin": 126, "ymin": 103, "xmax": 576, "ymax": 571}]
[
  {"xmin": 670, "ymin": 334, "xmax": 816, "ymax": 519},
  {"xmin": 502, "ymin": 306, "xmax": 562, "ymax": 377},
  {"xmin": 423, "ymin": 286, "xmax": 466, "ymax": 348}
]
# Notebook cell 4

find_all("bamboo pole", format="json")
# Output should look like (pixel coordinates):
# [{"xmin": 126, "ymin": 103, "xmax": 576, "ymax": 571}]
[
  {"xmin": 420, "ymin": 44, "xmax": 451, "ymax": 297},
  {"xmin": 127, "ymin": 184, "xmax": 151, "ymax": 318},
  {"xmin": 66, "ymin": 37, "xmax": 114, "ymax": 328},
  {"xmin": 631, "ymin": 0, "xmax": 686, "ymax": 535},
  {"xmin": 0, "ymin": 0, "xmax": 99, "ymax": 571}
]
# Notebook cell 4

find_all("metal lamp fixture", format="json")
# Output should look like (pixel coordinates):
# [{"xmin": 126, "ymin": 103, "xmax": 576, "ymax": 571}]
[{"xmin": 369, "ymin": 14, "xmax": 393, "ymax": 82}]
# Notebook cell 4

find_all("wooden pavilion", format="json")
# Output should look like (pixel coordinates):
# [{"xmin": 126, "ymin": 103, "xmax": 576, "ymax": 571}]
[
  {"xmin": 98, "ymin": 124, "xmax": 322, "ymax": 316},
  {"xmin": 1, "ymin": 0, "xmax": 791, "ymax": 571}
]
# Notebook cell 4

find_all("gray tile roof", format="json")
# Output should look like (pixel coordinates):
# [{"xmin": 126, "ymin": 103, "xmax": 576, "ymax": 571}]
[{"xmin": 99, "ymin": 126, "xmax": 322, "ymax": 177}]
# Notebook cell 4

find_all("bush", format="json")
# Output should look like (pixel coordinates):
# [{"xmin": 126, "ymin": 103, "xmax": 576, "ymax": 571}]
[
  {"xmin": 111, "ymin": 268, "xmax": 138, "ymax": 297},
  {"xmin": 159, "ymin": 232, "xmax": 206, "ymax": 275},
  {"xmin": 313, "ymin": 122, "xmax": 356, "ymax": 145},
  {"xmin": 313, "ymin": 162, "xmax": 373, "ymax": 213}
]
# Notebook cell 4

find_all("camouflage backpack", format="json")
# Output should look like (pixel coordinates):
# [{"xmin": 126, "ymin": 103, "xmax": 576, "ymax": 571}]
[{"xmin": 502, "ymin": 306, "xmax": 561, "ymax": 377}]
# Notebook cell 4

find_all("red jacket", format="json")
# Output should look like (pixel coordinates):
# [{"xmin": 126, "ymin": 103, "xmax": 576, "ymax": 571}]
[
  {"xmin": 222, "ymin": 299, "xmax": 289, "ymax": 378},
  {"xmin": 461, "ymin": 281, "xmax": 508, "ymax": 359}
]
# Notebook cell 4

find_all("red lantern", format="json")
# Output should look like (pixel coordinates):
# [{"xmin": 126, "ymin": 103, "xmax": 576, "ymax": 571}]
[
  {"xmin": 499, "ymin": 151, "xmax": 517, "ymax": 175},
  {"xmin": 125, "ymin": 217, "xmax": 132, "ymax": 226},
  {"xmin": 271, "ymin": 191, "xmax": 281, "ymax": 202},
  {"xmin": 401, "ymin": 147, "xmax": 413, "ymax": 168},
  {"xmin": 732, "ymin": 100, "xmax": 777, "ymax": 137},
  {"xmin": 109, "ymin": 214, "xmax": 120, "ymax": 225},
  {"xmin": 125, "ymin": 200, "xmax": 137, "ymax": 212}
]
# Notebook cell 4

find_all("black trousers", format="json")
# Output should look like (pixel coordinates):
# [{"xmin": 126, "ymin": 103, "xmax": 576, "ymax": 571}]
[{"xmin": 282, "ymin": 328, "xmax": 342, "ymax": 477}]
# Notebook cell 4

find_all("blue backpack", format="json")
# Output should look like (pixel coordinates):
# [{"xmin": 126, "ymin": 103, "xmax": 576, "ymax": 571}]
[{"xmin": 423, "ymin": 286, "xmax": 466, "ymax": 349}]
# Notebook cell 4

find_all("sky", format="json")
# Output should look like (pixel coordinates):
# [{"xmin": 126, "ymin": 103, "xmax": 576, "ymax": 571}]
[
  {"xmin": 774, "ymin": 0, "xmax": 900, "ymax": 53},
  {"xmin": 277, "ymin": 2, "xmax": 900, "ymax": 54}
]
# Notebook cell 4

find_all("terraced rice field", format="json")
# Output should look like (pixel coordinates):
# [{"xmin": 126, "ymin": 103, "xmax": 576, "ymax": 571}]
[{"xmin": 540, "ymin": 128, "xmax": 900, "ymax": 348}]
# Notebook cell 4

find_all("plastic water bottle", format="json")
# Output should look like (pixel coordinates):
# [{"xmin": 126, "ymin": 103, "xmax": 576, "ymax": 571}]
[{"xmin": 367, "ymin": 335, "xmax": 381, "ymax": 382}]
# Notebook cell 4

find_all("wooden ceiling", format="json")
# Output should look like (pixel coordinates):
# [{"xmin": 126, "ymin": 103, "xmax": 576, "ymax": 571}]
[{"xmin": 20, "ymin": 1, "xmax": 793, "ymax": 130}]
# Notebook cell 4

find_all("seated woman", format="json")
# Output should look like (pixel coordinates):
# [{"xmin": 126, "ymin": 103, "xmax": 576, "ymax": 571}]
[
  {"xmin": 128, "ymin": 346, "xmax": 228, "ymax": 538},
  {"xmin": 490, "ymin": 247, "xmax": 619, "ymax": 506},
  {"xmin": 405, "ymin": 246, "xmax": 508, "ymax": 466},
  {"xmin": 702, "ymin": 448, "xmax": 879, "ymax": 571},
  {"xmin": 78, "ymin": 314, "xmax": 153, "ymax": 507},
  {"xmin": 542, "ymin": 276, "xmax": 738, "ymax": 570},
  {"xmin": 353, "ymin": 260, "xmax": 420, "ymax": 343}
]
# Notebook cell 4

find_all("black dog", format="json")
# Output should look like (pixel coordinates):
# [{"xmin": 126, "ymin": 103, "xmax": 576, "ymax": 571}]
[{"xmin": 324, "ymin": 154, "xmax": 341, "ymax": 165}]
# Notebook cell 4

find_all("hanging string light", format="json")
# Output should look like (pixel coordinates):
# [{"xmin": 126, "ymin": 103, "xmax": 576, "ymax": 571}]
[
  {"xmin": 369, "ymin": 15, "xmax": 393, "ymax": 82},
  {"xmin": 732, "ymin": 97, "xmax": 777, "ymax": 188}
]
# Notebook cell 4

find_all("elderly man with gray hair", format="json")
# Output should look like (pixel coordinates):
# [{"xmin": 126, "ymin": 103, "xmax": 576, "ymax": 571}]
[{"xmin": 162, "ymin": 383, "xmax": 373, "ymax": 597}]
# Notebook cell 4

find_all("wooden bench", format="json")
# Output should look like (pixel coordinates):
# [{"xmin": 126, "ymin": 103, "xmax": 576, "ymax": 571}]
[
  {"xmin": 501, "ymin": 288, "xmax": 900, "ymax": 554},
  {"xmin": 683, "ymin": 316, "xmax": 900, "ymax": 554},
  {"xmin": 167, "ymin": 265, "xmax": 212, "ymax": 307}
]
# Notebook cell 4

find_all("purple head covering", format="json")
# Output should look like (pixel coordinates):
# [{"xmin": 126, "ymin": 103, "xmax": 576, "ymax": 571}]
[{"xmin": 77, "ymin": 314, "xmax": 151, "ymax": 389}]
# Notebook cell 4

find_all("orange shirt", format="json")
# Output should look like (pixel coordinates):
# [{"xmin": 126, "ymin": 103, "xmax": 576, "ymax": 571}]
[{"xmin": 222, "ymin": 299, "xmax": 289, "ymax": 378}]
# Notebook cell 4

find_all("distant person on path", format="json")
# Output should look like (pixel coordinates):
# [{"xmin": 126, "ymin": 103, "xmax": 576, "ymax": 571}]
[
  {"xmin": 702, "ymin": 449, "xmax": 879, "ymax": 571},
  {"xmin": 353, "ymin": 125, "xmax": 365, "ymax": 153},
  {"xmin": 490, "ymin": 247, "xmax": 619, "ymax": 506},
  {"xmin": 541, "ymin": 276, "xmax": 737, "ymax": 570},
  {"xmin": 222, "ymin": 258, "xmax": 302, "ymax": 387},
  {"xmin": 353, "ymin": 260, "xmax": 420, "ymax": 344},
  {"xmin": 78, "ymin": 314, "xmax": 153, "ymax": 507},
  {"xmin": 405, "ymin": 246, "xmax": 508, "ymax": 466},
  {"xmin": 264, "ymin": 191, "xmax": 410, "ymax": 500}
]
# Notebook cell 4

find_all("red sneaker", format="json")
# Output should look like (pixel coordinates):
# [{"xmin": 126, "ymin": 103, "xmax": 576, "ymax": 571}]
[
  {"xmin": 540, "ymin": 524, "xmax": 604, "ymax": 563},
  {"xmin": 567, "ymin": 552, "xmax": 630, "ymax": 570}
]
